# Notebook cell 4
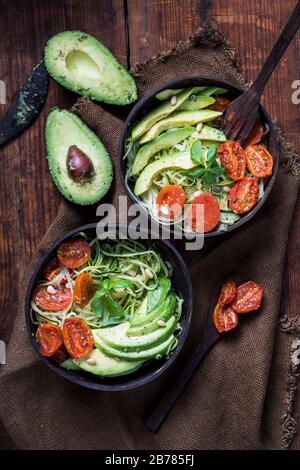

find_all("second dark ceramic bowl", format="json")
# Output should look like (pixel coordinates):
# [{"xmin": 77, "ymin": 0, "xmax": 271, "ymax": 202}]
[
  {"xmin": 25, "ymin": 224, "xmax": 193, "ymax": 392},
  {"xmin": 119, "ymin": 76, "xmax": 279, "ymax": 238}
]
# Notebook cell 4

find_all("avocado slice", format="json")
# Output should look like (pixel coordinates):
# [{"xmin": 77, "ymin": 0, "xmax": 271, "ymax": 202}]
[
  {"xmin": 127, "ymin": 296, "xmax": 176, "ymax": 336},
  {"xmin": 60, "ymin": 358, "xmax": 81, "ymax": 370},
  {"xmin": 131, "ymin": 88, "xmax": 195, "ymax": 141},
  {"xmin": 178, "ymin": 96, "xmax": 215, "ymax": 112},
  {"xmin": 198, "ymin": 125, "xmax": 227, "ymax": 142},
  {"xmin": 139, "ymin": 110, "xmax": 222, "ymax": 144},
  {"xmin": 44, "ymin": 31, "xmax": 137, "ymax": 105},
  {"xmin": 73, "ymin": 348, "xmax": 143, "ymax": 377},
  {"xmin": 200, "ymin": 87, "xmax": 228, "ymax": 96},
  {"xmin": 134, "ymin": 151, "xmax": 198, "ymax": 196},
  {"xmin": 155, "ymin": 88, "xmax": 183, "ymax": 100},
  {"xmin": 155, "ymin": 86, "xmax": 207, "ymax": 101},
  {"xmin": 94, "ymin": 334, "xmax": 175, "ymax": 362},
  {"xmin": 45, "ymin": 108, "xmax": 113, "ymax": 205},
  {"xmin": 131, "ymin": 291, "xmax": 175, "ymax": 328},
  {"xmin": 130, "ymin": 295, "xmax": 148, "ymax": 324},
  {"xmin": 95, "ymin": 316, "xmax": 177, "ymax": 352},
  {"xmin": 132, "ymin": 127, "xmax": 194, "ymax": 175}
]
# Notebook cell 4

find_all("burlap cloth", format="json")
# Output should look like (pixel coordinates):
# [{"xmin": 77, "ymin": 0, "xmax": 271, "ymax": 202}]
[{"xmin": 1, "ymin": 23, "xmax": 300, "ymax": 450}]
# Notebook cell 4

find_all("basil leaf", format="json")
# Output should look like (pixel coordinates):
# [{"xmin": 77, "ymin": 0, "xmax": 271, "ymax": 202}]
[
  {"xmin": 101, "ymin": 278, "xmax": 132, "ymax": 291},
  {"xmin": 190, "ymin": 140, "xmax": 203, "ymax": 163},
  {"xmin": 107, "ymin": 279, "xmax": 132, "ymax": 290},
  {"xmin": 209, "ymin": 167, "xmax": 225, "ymax": 175},
  {"xmin": 202, "ymin": 172, "xmax": 218, "ymax": 185},
  {"xmin": 186, "ymin": 167, "xmax": 205, "ymax": 178},
  {"xmin": 207, "ymin": 144, "xmax": 218, "ymax": 161},
  {"xmin": 90, "ymin": 293, "xmax": 128, "ymax": 327}
]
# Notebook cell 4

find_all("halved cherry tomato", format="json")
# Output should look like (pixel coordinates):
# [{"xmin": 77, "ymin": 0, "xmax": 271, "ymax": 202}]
[
  {"xmin": 243, "ymin": 120, "xmax": 264, "ymax": 148},
  {"xmin": 74, "ymin": 271, "xmax": 95, "ymax": 308},
  {"xmin": 218, "ymin": 141, "xmax": 246, "ymax": 181},
  {"xmin": 42, "ymin": 257, "xmax": 61, "ymax": 281},
  {"xmin": 57, "ymin": 238, "xmax": 91, "ymax": 269},
  {"xmin": 218, "ymin": 280, "xmax": 237, "ymax": 306},
  {"xmin": 231, "ymin": 281, "xmax": 263, "ymax": 313},
  {"xmin": 208, "ymin": 96, "xmax": 231, "ymax": 113},
  {"xmin": 245, "ymin": 144, "xmax": 273, "ymax": 178},
  {"xmin": 213, "ymin": 302, "xmax": 238, "ymax": 333},
  {"xmin": 156, "ymin": 184, "xmax": 186, "ymax": 219},
  {"xmin": 189, "ymin": 193, "xmax": 220, "ymax": 233},
  {"xmin": 228, "ymin": 177, "xmax": 259, "ymax": 214},
  {"xmin": 36, "ymin": 323, "xmax": 63, "ymax": 357},
  {"xmin": 63, "ymin": 317, "xmax": 94, "ymax": 359},
  {"xmin": 51, "ymin": 344, "xmax": 68, "ymax": 364},
  {"xmin": 33, "ymin": 286, "xmax": 72, "ymax": 312}
]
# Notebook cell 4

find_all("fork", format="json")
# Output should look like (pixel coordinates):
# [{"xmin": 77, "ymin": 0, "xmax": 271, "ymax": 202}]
[{"xmin": 221, "ymin": 0, "xmax": 300, "ymax": 144}]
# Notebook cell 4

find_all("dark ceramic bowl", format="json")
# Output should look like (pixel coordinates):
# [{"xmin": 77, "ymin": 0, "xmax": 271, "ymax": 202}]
[
  {"xmin": 119, "ymin": 76, "xmax": 279, "ymax": 238},
  {"xmin": 25, "ymin": 224, "xmax": 193, "ymax": 391}
]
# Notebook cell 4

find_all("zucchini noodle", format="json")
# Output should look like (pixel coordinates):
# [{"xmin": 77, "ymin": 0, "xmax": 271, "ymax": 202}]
[{"xmin": 32, "ymin": 236, "xmax": 182, "ymax": 336}]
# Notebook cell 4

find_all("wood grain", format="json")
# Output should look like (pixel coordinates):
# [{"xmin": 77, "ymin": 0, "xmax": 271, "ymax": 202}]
[
  {"xmin": 0, "ymin": 0, "xmax": 299, "ymax": 449},
  {"xmin": 0, "ymin": 0, "xmax": 127, "ymax": 340}
]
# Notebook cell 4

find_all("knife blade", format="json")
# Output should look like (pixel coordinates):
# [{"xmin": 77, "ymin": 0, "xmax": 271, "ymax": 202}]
[{"xmin": 0, "ymin": 61, "xmax": 48, "ymax": 146}]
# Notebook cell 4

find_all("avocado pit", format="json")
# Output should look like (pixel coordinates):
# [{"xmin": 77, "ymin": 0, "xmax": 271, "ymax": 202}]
[{"xmin": 67, "ymin": 145, "xmax": 94, "ymax": 182}]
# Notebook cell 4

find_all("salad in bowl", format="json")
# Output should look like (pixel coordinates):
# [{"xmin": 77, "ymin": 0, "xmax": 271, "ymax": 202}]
[
  {"xmin": 27, "ymin": 227, "xmax": 191, "ymax": 388},
  {"xmin": 124, "ymin": 84, "xmax": 275, "ymax": 234}
]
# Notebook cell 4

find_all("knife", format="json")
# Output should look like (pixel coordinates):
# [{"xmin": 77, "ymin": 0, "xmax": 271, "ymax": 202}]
[{"xmin": 0, "ymin": 61, "xmax": 48, "ymax": 146}]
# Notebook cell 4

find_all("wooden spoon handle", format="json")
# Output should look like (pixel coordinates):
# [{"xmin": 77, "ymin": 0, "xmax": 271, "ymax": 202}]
[
  {"xmin": 253, "ymin": 0, "xmax": 300, "ymax": 96},
  {"xmin": 146, "ymin": 323, "xmax": 219, "ymax": 432}
]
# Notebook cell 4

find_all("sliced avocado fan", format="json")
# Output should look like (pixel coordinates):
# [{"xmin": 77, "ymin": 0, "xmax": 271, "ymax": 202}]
[
  {"xmin": 132, "ymin": 126, "xmax": 194, "ymax": 175},
  {"xmin": 45, "ymin": 108, "xmax": 113, "ymax": 205},
  {"xmin": 44, "ymin": 31, "xmax": 137, "ymax": 105}
]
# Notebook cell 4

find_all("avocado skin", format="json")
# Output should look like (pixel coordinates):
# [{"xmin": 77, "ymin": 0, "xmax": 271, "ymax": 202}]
[
  {"xmin": 44, "ymin": 31, "xmax": 137, "ymax": 105},
  {"xmin": 46, "ymin": 108, "xmax": 113, "ymax": 205},
  {"xmin": 132, "ymin": 126, "xmax": 194, "ymax": 175}
]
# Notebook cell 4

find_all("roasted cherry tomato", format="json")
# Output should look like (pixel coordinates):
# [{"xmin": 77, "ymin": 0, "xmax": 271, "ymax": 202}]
[
  {"xmin": 156, "ymin": 184, "xmax": 186, "ymax": 219},
  {"xmin": 231, "ymin": 281, "xmax": 263, "ymax": 313},
  {"xmin": 36, "ymin": 323, "xmax": 63, "ymax": 357},
  {"xmin": 245, "ymin": 144, "xmax": 273, "ymax": 178},
  {"xmin": 208, "ymin": 96, "xmax": 231, "ymax": 113},
  {"xmin": 218, "ymin": 141, "xmax": 246, "ymax": 181},
  {"xmin": 228, "ymin": 177, "xmax": 259, "ymax": 214},
  {"xmin": 33, "ymin": 285, "xmax": 72, "ymax": 312},
  {"xmin": 63, "ymin": 317, "xmax": 94, "ymax": 359},
  {"xmin": 42, "ymin": 257, "xmax": 61, "ymax": 281},
  {"xmin": 57, "ymin": 238, "xmax": 91, "ymax": 269},
  {"xmin": 190, "ymin": 193, "xmax": 220, "ymax": 233},
  {"xmin": 243, "ymin": 120, "xmax": 264, "ymax": 148},
  {"xmin": 218, "ymin": 280, "xmax": 237, "ymax": 306},
  {"xmin": 213, "ymin": 302, "xmax": 238, "ymax": 333},
  {"xmin": 50, "ymin": 345, "xmax": 68, "ymax": 364},
  {"xmin": 74, "ymin": 271, "xmax": 95, "ymax": 308}
]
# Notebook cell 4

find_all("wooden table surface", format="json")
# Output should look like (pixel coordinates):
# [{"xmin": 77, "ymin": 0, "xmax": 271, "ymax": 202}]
[{"xmin": 0, "ymin": 0, "xmax": 299, "ymax": 449}]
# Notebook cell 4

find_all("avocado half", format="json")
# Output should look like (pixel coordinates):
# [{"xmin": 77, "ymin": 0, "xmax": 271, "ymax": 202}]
[
  {"xmin": 44, "ymin": 31, "xmax": 137, "ymax": 105},
  {"xmin": 45, "ymin": 108, "xmax": 113, "ymax": 205}
]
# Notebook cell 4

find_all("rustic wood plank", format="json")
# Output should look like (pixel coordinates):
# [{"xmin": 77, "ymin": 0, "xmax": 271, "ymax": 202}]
[
  {"xmin": 0, "ymin": 0, "xmax": 127, "ymax": 341},
  {"xmin": 127, "ymin": 0, "xmax": 300, "ymax": 448}
]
